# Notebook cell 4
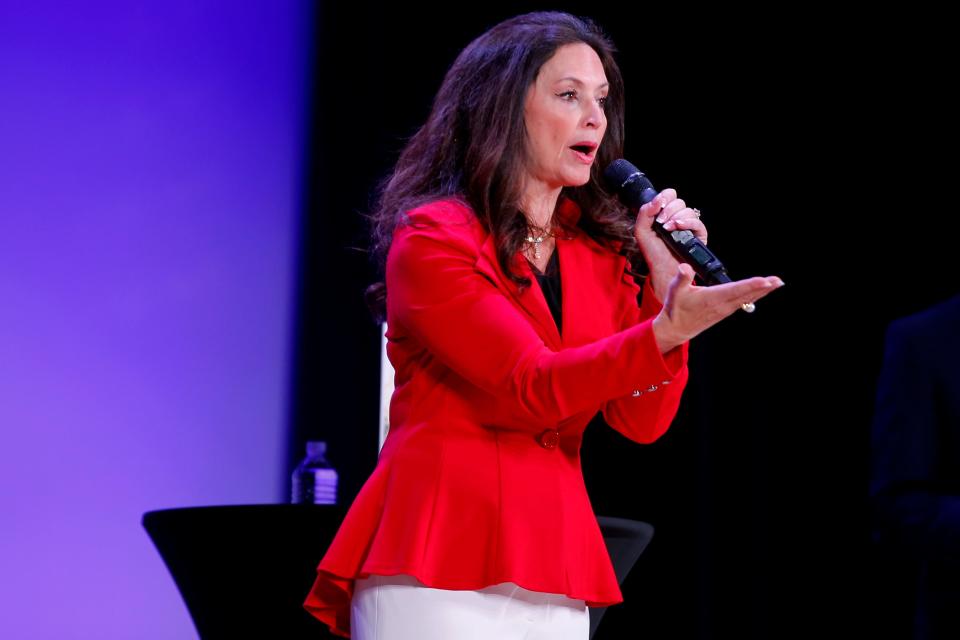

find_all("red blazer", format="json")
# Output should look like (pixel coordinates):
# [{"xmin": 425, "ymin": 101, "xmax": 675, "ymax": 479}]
[{"xmin": 304, "ymin": 197, "xmax": 688, "ymax": 637}]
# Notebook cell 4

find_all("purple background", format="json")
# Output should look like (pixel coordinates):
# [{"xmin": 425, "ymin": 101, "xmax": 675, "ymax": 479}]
[{"xmin": 0, "ymin": 2, "xmax": 307, "ymax": 636}]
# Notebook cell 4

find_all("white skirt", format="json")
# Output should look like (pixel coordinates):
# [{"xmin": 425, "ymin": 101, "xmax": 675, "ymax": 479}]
[{"xmin": 350, "ymin": 573, "xmax": 590, "ymax": 640}]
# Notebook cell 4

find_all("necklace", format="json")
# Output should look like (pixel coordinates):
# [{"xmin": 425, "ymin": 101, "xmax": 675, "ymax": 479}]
[{"xmin": 524, "ymin": 223, "xmax": 552, "ymax": 260}]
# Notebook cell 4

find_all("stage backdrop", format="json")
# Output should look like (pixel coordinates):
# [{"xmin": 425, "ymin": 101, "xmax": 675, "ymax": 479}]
[
  {"xmin": 290, "ymin": 3, "xmax": 960, "ymax": 638},
  {"xmin": 0, "ymin": 2, "xmax": 308, "ymax": 637}
]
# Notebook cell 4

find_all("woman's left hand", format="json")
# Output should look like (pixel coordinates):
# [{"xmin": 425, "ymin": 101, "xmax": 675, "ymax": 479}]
[{"xmin": 632, "ymin": 188, "xmax": 709, "ymax": 302}]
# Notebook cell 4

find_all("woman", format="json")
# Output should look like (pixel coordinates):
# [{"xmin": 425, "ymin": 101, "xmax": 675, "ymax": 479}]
[{"xmin": 304, "ymin": 11, "xmax": 782, "ymax": 639}]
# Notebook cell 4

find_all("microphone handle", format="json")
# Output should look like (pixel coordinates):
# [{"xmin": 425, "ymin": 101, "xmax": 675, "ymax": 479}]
[
  {"xmin": 651, "ymin": 222, "xmax": 731, "ymax": 286},
  {"xmin": 635, "ymin": 183, "xmax": 730, "ymax": 286},
  {"xmin": 635, "ymin": 182, "xmax": 755, "ymax": 312}
]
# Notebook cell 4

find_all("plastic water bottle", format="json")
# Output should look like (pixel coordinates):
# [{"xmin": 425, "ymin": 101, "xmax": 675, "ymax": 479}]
[{"xmin": 291, "ymin": 441, "xmax": 338, "ymax": 505}]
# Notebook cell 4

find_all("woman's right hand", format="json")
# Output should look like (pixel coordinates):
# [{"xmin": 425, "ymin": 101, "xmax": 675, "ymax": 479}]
[{"xmin": 652, "ymin": 263, "xmax": 784, "ymax": 353}]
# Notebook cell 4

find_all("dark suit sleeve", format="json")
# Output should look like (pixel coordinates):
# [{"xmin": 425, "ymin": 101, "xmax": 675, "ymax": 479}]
[{"xmin": 870, "ymin": 319, "xmax": 960, "ymax": 566}]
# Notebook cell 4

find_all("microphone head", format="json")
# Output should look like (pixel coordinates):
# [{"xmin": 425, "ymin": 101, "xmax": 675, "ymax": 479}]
[
  {"xmin": 603, "ymin": 159, "xmax": 656, "ymax": 209},
  {"xmin": 603, "ymin": 158, "xmax": 641, "ymax": 188}
]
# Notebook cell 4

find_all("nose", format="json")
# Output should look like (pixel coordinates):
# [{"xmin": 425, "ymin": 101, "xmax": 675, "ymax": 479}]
[{"xmin": 583, "ymin": 99, "xmax": 604, "ymax": 129}]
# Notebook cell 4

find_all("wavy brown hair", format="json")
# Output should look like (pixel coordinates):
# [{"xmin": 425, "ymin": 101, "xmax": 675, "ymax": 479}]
[{"xmin": 365, "ymin": 11, "xmax": 639, "ymax": 318}]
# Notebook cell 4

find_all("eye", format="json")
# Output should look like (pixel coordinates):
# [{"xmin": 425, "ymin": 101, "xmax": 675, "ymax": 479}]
[
  {"xmin": 598, "ymin": 96, "xmax": 608, "ymax": 108},
  {"xmin": 557, "ymin": 90, "xmax": 577, "ymax": 101}
]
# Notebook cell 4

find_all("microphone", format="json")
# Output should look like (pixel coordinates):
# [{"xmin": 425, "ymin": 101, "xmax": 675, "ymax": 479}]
[{"xmin": 603, "ymin": 159, "xmax": 755, "ymax": 312}]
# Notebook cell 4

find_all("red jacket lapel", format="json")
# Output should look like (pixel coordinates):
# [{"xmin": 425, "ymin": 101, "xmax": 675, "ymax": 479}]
[{"xmin": 474, "ymin": 233, "xmax": 562, "ymax": 350}]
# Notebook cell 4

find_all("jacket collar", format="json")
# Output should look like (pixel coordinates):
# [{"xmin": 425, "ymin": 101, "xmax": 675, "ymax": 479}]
[{"xmin": 473, "ymin": 197, "xmax": 587, "ymax": 350}]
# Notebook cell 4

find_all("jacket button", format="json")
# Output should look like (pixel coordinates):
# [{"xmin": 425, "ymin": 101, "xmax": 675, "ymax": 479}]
[{"xmin": 539, "ymin": 429, "xmax": 560, "ymax": 449}]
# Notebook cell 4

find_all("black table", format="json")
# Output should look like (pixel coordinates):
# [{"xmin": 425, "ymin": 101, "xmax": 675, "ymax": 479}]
[
  {"xmin": 142, "ymin": 505, "xmax": 652, "ymax": 639},
  {"xmin": 143, "ymin": 505, "xmax": 346, "ymax": 639}
]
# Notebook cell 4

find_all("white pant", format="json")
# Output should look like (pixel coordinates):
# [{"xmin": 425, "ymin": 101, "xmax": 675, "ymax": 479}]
[{"xmin": 350, "ymin": 573, "xmax": 589, "ymax": 640}]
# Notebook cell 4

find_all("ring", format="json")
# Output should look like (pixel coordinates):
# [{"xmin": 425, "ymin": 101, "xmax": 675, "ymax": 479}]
[{"xmin": 692, "ymin": 207, "xmax": 701, "ymax": 218}]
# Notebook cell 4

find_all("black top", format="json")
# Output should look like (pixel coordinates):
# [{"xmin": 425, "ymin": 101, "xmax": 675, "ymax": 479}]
[{"xmin": 531, "ymin": 248, "xmax": 562, "ymax": 335}]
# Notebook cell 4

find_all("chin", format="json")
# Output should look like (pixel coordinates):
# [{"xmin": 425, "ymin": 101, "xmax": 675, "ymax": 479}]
[{"xmin": 564, "ymin": 172, "xmax": 593, "ymax": 187}]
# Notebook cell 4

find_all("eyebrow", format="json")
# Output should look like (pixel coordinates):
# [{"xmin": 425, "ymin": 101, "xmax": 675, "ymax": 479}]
[{"xmin": 556, "ymin": 77, "xmax": 609, "ymax": 90}]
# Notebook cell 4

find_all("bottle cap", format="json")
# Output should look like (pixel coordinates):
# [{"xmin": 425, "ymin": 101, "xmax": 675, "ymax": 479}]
[{"xmin": 306, "ymin": 441, "xmax": 327, "ymax": 457}]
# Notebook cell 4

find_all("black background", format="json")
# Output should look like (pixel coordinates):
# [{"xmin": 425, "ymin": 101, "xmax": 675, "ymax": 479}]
[{"xmin": 289, "ymin": 3, "xmax": 958, "ymax": 637}]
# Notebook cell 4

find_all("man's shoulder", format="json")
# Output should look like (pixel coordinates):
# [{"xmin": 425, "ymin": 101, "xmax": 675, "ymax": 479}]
[{"xmin": 887, "ymin": 293, "xmax": 960, "ymax": 349}]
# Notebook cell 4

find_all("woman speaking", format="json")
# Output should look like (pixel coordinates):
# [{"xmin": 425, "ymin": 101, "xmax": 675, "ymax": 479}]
[{"xmin": 304, "ymin": 11, "xmax": 783, "ymax": 639}]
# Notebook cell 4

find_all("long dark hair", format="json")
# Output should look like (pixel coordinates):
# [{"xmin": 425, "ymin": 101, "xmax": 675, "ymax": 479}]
[{"xmin": 365, "ymin": 11, "xmax": 638, "ymax": 318}]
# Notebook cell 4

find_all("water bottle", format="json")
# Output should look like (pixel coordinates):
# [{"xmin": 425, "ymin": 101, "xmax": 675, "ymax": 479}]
[{"xmin": 291, "ymin": 441, "xmax": 338, "ymax": 505}]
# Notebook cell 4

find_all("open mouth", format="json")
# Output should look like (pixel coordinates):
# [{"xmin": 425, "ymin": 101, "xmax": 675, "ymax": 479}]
[{"xmin": 569, "ymin": 143, "xmax": 597, "ymax": 163}]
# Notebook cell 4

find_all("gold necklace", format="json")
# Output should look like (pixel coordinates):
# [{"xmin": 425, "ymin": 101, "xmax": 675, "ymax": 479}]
[{"xmin": 524, "ymin": 223, "xmax": 552, "ymax": 260}]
